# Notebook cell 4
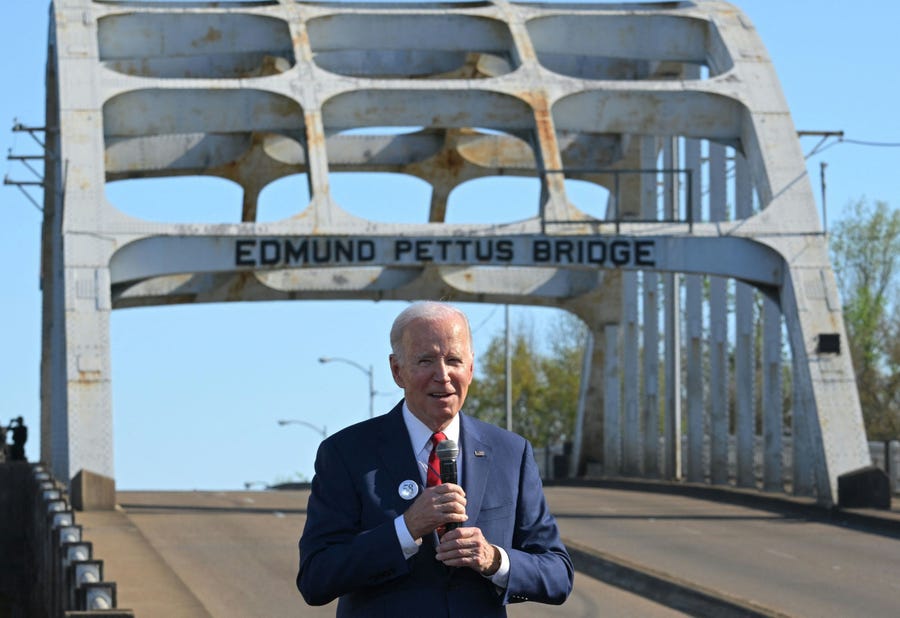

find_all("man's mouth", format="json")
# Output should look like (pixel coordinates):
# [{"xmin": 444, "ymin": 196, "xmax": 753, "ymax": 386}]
[{"xmin": 430, "ymin": 392, "xmax": 455, "ymax": 399}]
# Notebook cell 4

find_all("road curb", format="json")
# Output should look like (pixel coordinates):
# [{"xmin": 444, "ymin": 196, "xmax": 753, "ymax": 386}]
[{"xmin": 564, "ymin": 539, "xmax": 791, "ymax": 618}]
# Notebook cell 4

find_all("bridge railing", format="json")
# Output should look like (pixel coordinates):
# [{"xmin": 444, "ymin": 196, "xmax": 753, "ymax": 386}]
[
  {"xmin": 539, "ymin": 439, "xmax": 900, "ymax": 496},
  {"xmin": 542, "ymin": 168, "xmax": 696, "ymax": 233},
  {"xmin": 869, "ymin": 441, "xmax": 900, "ymax": 495},
  {"xmin": 0, "ymin": 462, "xmax": 131, "ymax": 617}
]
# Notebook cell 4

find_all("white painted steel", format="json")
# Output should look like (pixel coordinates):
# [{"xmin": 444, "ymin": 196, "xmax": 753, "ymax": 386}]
[
  {"xmin": 603, "ymin": 324, "xmax": 621, "ymax": 474},
  {"xmin": 709, "ymin": 144, "xmax": 729, "ymax": 486},
  {"xmin": 42, "ymin": 0, "xmax": 870, "ymax": 504},
  {"xmin": 763, "ymin": 297, "xmax": 785, "ymax": 492},
  {"xmin": 734, "ymin": 154, "xmax": 756, "ymax": 489},
  {"xmin": 684, "ymin": 137, "xmax": 705, "ymax": 485},
  {"xmin": 622, "ymin": 271, "xmax": 640, "ymax": 476},
  {"xmin": 661, "ymin": 138, "xmax": 681, "ymax": 482}
]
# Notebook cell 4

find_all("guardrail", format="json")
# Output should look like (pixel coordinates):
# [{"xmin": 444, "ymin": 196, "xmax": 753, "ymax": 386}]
[
  {"xmin": 0, "ymin": 462, "xmax": 131, "ymax": 617},
  {"xmin": 538, "ymin": 439, "xmax": 900, "ymax": 496},
  {"xmin": 868, "ymin": 440, "xmax": 900, "ymax": 494}
]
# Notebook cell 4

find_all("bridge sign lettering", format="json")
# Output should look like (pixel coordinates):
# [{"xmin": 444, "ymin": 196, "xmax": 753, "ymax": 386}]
[{"xmin": 234, "ymin": 236, "xmax": 657, "ymax": 269}]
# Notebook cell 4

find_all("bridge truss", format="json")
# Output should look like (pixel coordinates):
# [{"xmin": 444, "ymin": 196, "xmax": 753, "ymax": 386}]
[{"xmin": 43, "ymin": 0, "xmax": 870, "ymax": 506}]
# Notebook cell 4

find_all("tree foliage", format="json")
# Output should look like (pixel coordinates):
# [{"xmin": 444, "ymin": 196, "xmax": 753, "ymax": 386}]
[
  {"xmin": 466, "ymin": 313, "xmax": 588, "ymax": 447},
  {"xmin": 830, "ymin": 198, "xmax": 900, "ymax": 439}
]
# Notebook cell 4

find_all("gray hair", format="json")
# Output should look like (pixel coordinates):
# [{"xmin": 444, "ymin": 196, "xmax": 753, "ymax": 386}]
[{"xmin": 389, "ymin": 302, "xmax": 473, "ymax": 358}]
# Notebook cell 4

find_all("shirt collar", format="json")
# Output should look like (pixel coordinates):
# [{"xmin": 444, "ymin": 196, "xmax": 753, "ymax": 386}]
[{"xmin": 401, "ymin": 400, "xmax": 461, "ymax": 455}]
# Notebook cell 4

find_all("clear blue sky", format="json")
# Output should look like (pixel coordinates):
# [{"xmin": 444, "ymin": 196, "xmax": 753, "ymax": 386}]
[{"xmin": 2, "ymin": 1, "xmax": 898, "ymax": 490}]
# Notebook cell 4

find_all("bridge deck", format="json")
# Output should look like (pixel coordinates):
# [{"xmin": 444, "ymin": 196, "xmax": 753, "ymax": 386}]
[{"xmin": 76, "ymin": 485, "xmax": 900, "ymax": 617}]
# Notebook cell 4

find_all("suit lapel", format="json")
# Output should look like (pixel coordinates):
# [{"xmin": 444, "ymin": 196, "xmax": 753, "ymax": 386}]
[
  {"xmin": 460, "ymin": 414, "xmax": 491, "ymax": 522},
  {"xmin": 375, "ymin": 403, "xmax": 422, "ymax": 511}
]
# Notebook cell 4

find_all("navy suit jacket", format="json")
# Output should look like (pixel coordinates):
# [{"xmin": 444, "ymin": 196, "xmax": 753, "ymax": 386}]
[{"xmin": 297, "ymin": 402, "xmax": 574, "ymax": 616}]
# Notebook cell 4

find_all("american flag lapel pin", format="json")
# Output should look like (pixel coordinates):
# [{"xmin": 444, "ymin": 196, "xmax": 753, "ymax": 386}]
[{"xmin": 474, "ymin": 450, "xmax": 485, "ymax": 457}]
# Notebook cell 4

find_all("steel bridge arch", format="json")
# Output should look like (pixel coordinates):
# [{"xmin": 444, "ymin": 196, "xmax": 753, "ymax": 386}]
[{"xmin": 42, "ymin": 0, "xmax": 869, "ymax": 507}]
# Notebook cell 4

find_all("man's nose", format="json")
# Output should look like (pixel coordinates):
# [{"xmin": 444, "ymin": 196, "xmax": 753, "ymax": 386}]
[{"xmin": 432, "ymin": 360, "xmax": 451, "ymax": 381}]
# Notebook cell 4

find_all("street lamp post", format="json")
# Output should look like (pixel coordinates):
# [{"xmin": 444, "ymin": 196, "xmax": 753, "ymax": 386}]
[
  {"xmin": 319, "ymin": 356, "xmax": 376, "ymax": 419},
  {"xmin": 277, "ymin": 419, "xmax": 327, "ymax": 438}
]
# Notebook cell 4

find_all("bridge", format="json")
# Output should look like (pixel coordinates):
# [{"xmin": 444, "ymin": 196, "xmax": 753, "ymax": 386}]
[
  {"xmin": 41, "ymin": 0, "xmax": 879, "ymax": 509},
  {"xmin": 3, "ymin": 0, "xmax": 897, "ymax": 614},
  {"xmin": 4, "ymin": 465, "xmax": 897, "ymax": 616}
]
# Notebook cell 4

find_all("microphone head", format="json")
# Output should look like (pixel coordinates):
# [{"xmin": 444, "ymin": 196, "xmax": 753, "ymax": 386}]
[{"xmin": 435, "ymin": 438, "xmax": 459, "ymax": 462}]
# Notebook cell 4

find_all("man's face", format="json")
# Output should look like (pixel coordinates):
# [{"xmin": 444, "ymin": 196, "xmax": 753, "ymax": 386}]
[{"xmin": 390, "ymin": 314, "xmax": 474, "ymax": 432}]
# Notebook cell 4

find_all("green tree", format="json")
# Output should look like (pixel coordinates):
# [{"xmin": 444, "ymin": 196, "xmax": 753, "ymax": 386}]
[
  {"xmin": 830, "ymin": 198, "xmax": 900, "ymax": 439},
  {"xmin": 466, "ymin": 312, "xmax": 587, "ymax": 447}
]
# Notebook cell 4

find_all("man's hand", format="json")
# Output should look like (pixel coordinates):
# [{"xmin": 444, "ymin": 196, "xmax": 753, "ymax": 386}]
[
  {"xmin": 402, "ymin": 483, "xmax": 468, "ymax": 540},
  {"xmin": 435, "ymin": 526, "xmax": 500, "ymax": 576}
]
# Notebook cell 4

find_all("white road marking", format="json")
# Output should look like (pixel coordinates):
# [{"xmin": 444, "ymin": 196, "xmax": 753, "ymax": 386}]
[{"xmin": 765, "ymin": 548, "xmax": 797, "ymax": 560}]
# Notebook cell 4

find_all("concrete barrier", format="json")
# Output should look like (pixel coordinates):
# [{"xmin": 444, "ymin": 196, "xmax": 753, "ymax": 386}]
[{"xmin": 0, "ymin": 462, "xmax": 131, "ymax": 617}]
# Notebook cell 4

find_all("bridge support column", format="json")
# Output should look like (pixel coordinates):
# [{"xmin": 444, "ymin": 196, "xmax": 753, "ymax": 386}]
[
  {"xmin": 709, "ymin": 145, "xmax": 729, "ymax": 486},
  {"xmin": 762, "ymin": 298, "xmax": 784, "ymax": 492},
  {"xmin": 42, "ymin": 9, "xmax": 116, "ymax": 506},
  {"xmin": 734, "ymin": 155, "xmax": 757, "ymax": 489},
  {"xmin": 777, "ymin": 250, "xmax": 871, "ymax": 505},
  {"xmin": 44, "ymin": 265, "xmax": 116, "ymax": 509},
  {"xmin": 603, "ymin": 324, "xmax": 621, "ymax": 473}
]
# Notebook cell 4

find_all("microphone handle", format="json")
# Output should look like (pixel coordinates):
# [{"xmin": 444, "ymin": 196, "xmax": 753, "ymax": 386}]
[
  {"xmin": 439, "ymin": 457, "xmax": 457, "ymax": 485},
  {"xmin": 439, "ymin": 457, "xmax": 459, "ymax": 531}
]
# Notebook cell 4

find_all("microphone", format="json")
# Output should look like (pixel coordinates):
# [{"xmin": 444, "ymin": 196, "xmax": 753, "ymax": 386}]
[
  {"xmin": 435, "ymin": 439, "xmax": 460, "ymax": 531},
  {"xmin": 436, "ymin": 439, "xmax": 459, "ymax": 485}
]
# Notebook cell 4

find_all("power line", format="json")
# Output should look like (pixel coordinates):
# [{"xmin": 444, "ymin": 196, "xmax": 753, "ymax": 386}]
[
  {"xmin": 799, "ymin": 130, "xmax": 900, "ymax": 159},
  {"xmin": 798, "ymin": 130, "xmax": 844, "ymax": 159},
  {"xmin": 841, "ymin": 138, "xmax": 900, "ymax": 147},
  {"xmin": 471, "ymin": 306, "xmax": 499, "ymax": 334}
]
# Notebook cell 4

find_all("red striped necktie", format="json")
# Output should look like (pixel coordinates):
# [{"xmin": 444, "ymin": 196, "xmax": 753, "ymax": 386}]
[{"xmin": 426, "ymin": 432, "xmax": 447, "ymax": 487}]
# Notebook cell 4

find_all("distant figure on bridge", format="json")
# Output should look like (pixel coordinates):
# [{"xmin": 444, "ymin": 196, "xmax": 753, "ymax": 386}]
[
  {"xmin": 297, "ymin": 301, "xmax": 573, "ymax": 616},
  {"xmin": 9, "ymin": 417, "xmax": 27, "ymax": 461}
]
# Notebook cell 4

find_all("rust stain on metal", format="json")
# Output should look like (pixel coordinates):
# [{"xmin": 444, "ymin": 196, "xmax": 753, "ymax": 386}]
[
  {"xmin": 265, "ymin": 96, "xmax": 304, "ymax": 120},
  {"xmin": 433, "ymin": 146, "xmax": 466, "ymax": 178},
  {"xmin": 195, "ymin": 27, "xmax": 223, "ymax": 47},
  {"xmin": 531, "ymin": 96, "xmax": 563, "ymax": 170},
  {"xmin": 294, "ymin": 22, "xmax": 310, "ymax": 52},
  {"xmin": 226, "ymin": 271, "xmax": 254, "ymax": 300},
  {"xmin": 456, "ymin": 131, "xmax": 535, "ymax": 169},
  {"xmin": 305, "ymin": 113, "xmax": 324, "ymax": 149}
]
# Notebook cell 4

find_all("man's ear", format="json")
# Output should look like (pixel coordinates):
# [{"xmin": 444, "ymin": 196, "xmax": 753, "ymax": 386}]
[{"xmin": 389, "ymin": 354, "xmax": 405, "ymax": 388}]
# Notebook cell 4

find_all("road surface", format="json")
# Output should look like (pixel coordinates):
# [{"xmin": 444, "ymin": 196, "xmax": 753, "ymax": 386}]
[{"xmin": 75, "ymin": 485, "xmax": 900, "ymax": 617}]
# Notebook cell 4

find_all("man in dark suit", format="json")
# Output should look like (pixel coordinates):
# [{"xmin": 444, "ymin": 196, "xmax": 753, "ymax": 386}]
[{"xmin": 297, "ymin": 301, "xmax": 574, "ymax": 616}]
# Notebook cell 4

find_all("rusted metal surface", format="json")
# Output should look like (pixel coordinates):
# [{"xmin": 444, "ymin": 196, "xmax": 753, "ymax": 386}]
[{"xmin": 43, "ymin": 0, "xmax": 869, "ymax": 505}]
